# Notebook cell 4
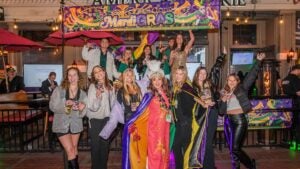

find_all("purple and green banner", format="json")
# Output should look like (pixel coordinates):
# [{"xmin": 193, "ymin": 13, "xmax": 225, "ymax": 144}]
[
  {"xmin": 218, "ymin": 98, "xmax": 293, "ymax": 128},
  {"xmin": 248, "ymin": 98, "xmax": 293, "ymax": 128},
  {"xmin": 63, "ymin": 0, "xmax": 220, "ymax": 32}
]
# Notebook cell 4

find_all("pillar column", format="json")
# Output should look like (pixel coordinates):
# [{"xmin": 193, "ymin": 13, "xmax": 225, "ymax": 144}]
[{"xmin": 278, "ymin": 11, "xmax": 296, "ymax": 77}]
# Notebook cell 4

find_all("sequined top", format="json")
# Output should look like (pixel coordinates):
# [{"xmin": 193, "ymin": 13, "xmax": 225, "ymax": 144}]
[{"xmin": 171, "ymin": 50, "xmax": 187, "ymax": 73}]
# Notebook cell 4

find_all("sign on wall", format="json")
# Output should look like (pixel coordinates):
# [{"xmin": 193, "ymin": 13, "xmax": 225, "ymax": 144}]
[{"xmin": 64, "ymin": 0, "xmax": 220, "ymax": 32}]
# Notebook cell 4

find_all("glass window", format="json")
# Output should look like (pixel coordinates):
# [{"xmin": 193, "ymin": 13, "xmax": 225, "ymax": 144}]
[
  {"xmin": 233, "ymin": 24, "xmax": 257, "ymax": 45},
  {"xmin": 20, "ymin": 30, "xmax": 51, "ymax": 42},
  {"xmin": 187, "ymin": 46, "xmax": 206, "ymax": 80}
]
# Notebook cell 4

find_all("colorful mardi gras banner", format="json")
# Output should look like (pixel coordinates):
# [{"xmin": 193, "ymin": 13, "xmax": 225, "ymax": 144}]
[
  {"xmin": 217, "ymin": 98, "xmax": 293, "ymax": 128},
  {"xmin": 63, "ymin": 0, "xmax": 220, "ymax": 32}
]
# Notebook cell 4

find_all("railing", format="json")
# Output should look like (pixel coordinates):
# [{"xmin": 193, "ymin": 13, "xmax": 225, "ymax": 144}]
[
  {"xmin": 0, "ymin": 100, "xmax": 297, "ymax": 153},
  {"xmin": 0, "ymin": 108, "xmax": 46, "ymax": 152},
  {"xmin": 0, "ymin": 104, "xmax": 123, "ymax": 153},
  {"xmin": 213, "ymin": 107, "xmax": 298, "ymax": 151}
]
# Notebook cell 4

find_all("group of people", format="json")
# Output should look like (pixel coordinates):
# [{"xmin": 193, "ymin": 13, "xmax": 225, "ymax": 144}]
[
  {"xmin": 1, "ymin": 30, "xmax": 299, "ymax": 169},
  {"xmin": 46, "ymin": 30, "xmax": 272, "ymax": 169}
]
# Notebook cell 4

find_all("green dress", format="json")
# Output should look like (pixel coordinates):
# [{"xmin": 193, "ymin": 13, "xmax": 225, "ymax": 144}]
[
  {"xmin": 156, "ymin": 47, "xmax": 171, "ymax": 75},
  {"xmin": 118, "ymin": 62, "xmax": 128, "ymax": 73}
]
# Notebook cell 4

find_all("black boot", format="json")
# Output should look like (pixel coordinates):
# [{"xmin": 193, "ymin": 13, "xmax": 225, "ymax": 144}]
[
  {"xmin": 250, "ymin": 159, "xmax": 256, "ymax": 169},
  {"xmin": 231, "ymin": 152, "xmax": 240, "ymax": 169},
  {"xmin": 68, "ymin": 158, "xmax": 79, "ymax": 169}
]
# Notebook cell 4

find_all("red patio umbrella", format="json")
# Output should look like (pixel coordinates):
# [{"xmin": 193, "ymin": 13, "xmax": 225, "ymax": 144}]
[
  {"xmin": 44, "ymin": 31, "xmax": 123, "ymax": 46},
  {"xmin": 0, "ymin": 28, "xmax": 43, "ymax": 92},
  {"xmin": 0, "ymin": 28, "xmax": 42, "ymax": 52}
]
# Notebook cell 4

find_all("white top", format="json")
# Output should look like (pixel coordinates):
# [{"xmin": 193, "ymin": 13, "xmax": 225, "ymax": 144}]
[
  {"xmin": 87, "ymin": 83, "xmax": 116, "ymax": 120},
  {"xmin": 227, "ymin": 94, "xmax": 242, "ymax": 111},
  {"xmin": 82, "ymin": 45, "xmax": 120, "ymax": 80}
]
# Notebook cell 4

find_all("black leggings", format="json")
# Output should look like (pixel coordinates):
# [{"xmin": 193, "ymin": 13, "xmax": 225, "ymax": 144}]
[
  {"xmin": 224, "ymin": 114, "xmax": 252, "ymax": 169},
  {"xmin": 89, "ymin": 118, "xmax": 110, "ymax": 169},
  {"xmin": 173, "ymin": 122, "xmax": 192, "ymax": 169}
]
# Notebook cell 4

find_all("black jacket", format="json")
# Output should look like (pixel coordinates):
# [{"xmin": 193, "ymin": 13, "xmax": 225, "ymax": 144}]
[
  {"xmin": 282, "ymin": 73, "xmax": 300, "ymax": 107},
  {"xmin": 219, "ymin": 61, "xmax": 261, "ymax": 114},
  {"xmin": 174, "ymin": 82, "xmax": 198, "ymax": 125},
  {"xmin": 40, "ymin": 79, "xmax": 58, "ymax": 96},
  {"xmin": 0, "ymin": 76, "xmax": 25, "ymax": 94},
  {"xmin": 282, "ymin": 74, "xmax": 300, "ymax": 97}
]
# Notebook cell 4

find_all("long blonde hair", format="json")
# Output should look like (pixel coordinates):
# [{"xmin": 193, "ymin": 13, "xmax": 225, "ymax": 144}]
[
  {"xmin": 172, "ymin": 65, "xmax": 188, "ymax": 89},
  {"xmin": 122, "ymin": 68, "xmax": 142, "ymax": 105}
]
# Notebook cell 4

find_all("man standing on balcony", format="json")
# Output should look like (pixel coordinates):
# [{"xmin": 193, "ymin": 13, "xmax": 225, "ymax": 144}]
[{"xmin": 82, "ymin": 38, "xmax": 120, "ymax": 81}]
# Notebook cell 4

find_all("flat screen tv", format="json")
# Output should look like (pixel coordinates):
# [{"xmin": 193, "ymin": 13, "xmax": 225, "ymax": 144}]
[
  {"xmin": 232, "ymin": 52, "xmax": 254, "ymax": 65},
  {"xmin": 24, "ymin": 64, "xmax": 63, "ymax": 88}
]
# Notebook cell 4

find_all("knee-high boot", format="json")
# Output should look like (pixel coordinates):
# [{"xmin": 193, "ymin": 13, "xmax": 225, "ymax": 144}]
[{"xmin": 68, "ymin": 158, "xmax": 79, "ymax": 169}]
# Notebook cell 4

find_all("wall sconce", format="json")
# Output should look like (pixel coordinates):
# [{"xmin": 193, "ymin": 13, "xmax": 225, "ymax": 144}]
[
  {"xmin": 279, "ymin": 15, "xmax": 284, "ymax": 24},
  {"xmin": 71, "ymin": 60, "xmax": 77, "ymax": 67},
  {"xmin": 287, "ymin": 48, "xmax": 294, "ymax": 63},
  {"xmin": 52, "ymin": 24, "xmax": 59, "ymax": 31},
  {"xmin": 13, "ymin": 19, "xmax": 18, "ymax": 29},
  {"xmin": 46, "ymin": 19, "xmax": 59, "ymax": 31},
  {"xmin": 58, "ymin": 9, "xmax": 62, "ymax": 22},
  {"xmin": 226, "ymin": 8, "xmax": 230, "ymax": 17}
]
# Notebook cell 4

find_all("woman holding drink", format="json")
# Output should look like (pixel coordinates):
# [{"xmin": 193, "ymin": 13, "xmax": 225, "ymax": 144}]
[
  {"xmin": 87, "ymin": 65, "xmax": 116, "ymax": 169},
  {"xmin": 192, "ymin": 67, "xmax": 219, "ymax": 169},
  {"xmin": 50, "ymin": 67, "xmax": 87, "ymax": 169},
  {"xmin": 219, "ymin": 53, "xmax": 265, "ymax": 169}
]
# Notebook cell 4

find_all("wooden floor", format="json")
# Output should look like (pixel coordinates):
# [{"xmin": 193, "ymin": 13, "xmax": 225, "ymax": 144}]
[{"xmin": 0, "ymin": 147, "xmax": 300, "ymax": 169}]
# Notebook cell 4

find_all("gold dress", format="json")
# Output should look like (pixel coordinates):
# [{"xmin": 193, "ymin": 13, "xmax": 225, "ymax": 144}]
[{"xmin": 171, "ymin": 50, "xmax": 187, "ymax": 78}]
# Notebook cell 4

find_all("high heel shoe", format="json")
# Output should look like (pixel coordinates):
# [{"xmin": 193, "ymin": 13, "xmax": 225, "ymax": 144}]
[{"xmin": 189, "ymin": 160, "xmax": 203, "ymax": 168}]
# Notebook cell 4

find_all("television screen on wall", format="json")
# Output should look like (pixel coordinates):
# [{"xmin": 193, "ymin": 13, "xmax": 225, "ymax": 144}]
[
  {"xmin": 232, "ymin": 52, "xmax": 254, "ymax": 65},
  {"xmin": 23, "ymin": 64, "xmax": 63, "ymax": 88}
]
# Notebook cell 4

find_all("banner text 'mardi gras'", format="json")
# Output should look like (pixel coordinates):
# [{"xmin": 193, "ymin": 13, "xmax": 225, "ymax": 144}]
[{"xmin": 100, "ymin": 12, "xmax": 174, "ymax": 29}]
